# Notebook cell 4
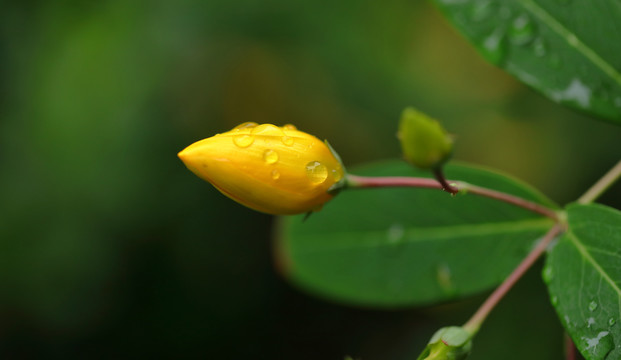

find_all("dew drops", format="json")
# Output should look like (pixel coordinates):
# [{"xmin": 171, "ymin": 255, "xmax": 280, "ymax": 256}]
[
  {"xmin": 589, "ymin": 300, "xmax": 599, "ymax": 312},
  {"xmin": 542, "ymin": 266, "xmax": 554, "ymax": 283},
  {"xmin": 233, "ymin": 134, "xmax": 254, "ymax": 148},
  {"xmin": 509, "ymin": 13, "xmax": 536, "ymax": 45},
  {"xmin": 252, "ymin": 124, "xmax": 283, "ymax": 136},
  {"xmin": 609, "ymin": 318, "xmax": 617, "ymax": 327},
  {"xmin": 282, "ymin": 124, "xmax": 297, "ymax": 130},
  {"xmin": 551, "ymin": 296, "xmax": 558, "ymax": 306},
  {"xmin": 233, "ymin": 122, "xmax": 258, "ymax": 130},
  {"xmin": 305, "ymin": 161, "xmax": 328, "ymax": 184},
  {"xmin": 480, "ymin": 27, "xmax": 507, "ymax": 65},
  {"xmin": 532, "ymin": 38, "xmax": 547, "ymax": 57},
  {"xmin": 263, "ymin": 149, "xmax": 279, "ymax": 164},
  {"xmin": 549, "ymin": 78, "xmax": 592, "ymax": 108},
  {"xmin": 581, "ymin": 331, "xmax": 613, "ymax": 359},
  {"xmin": 271, "ymin": 169, "xmax": 280, "ymax": 180},
  {"xmin": 587, "ymin": 317, "xmax": 596, "ymax": 328},
  {"xmin": 282, "ymin": 136, "xmax": 294, "ymax": 146},
  {"xmin": 387, "ymin": 223, "xmax": 405, "ymax": 244}
]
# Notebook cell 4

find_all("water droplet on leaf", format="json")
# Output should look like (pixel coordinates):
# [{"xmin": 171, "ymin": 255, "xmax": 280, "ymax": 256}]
[
  {"xmin": 387, "ymin": 223, "xmax": 404, "ymax": 244},
  {"xmin": 233, "ymin": 134, "xmax": 254, "ymax": 148},
  {"xmin": 608, "ymin": 318, "xmax": 617, "ymax": 327},
  {"xmin": 480, "ymin": 28, "xmax": 507, "ymax": 65},
  {"xmin": 582, "ymin": 331, "xmax": 613, "ymax": 359},
  {"xmin": 551, "ymin": 296, "xmax": 558, "ymax": 305},
  {"xmin": 263, "ymin": 149, "xmax": 279, "ymax": 164},
  {"xmin": 549, "ymin": 78, "xmax": 592, "ymax": 108},
  {"xmin": 589, "ymin": 300, "xmax": 599, "ymax": 311},
  {"xmin": 305, "ymin": 161, "xmax": 328, "ymax": 184},
  {"xmin": 509, "ymin": 14, "xmax": 536, "ymax": 45},
  {"xmin": 271, "ymin": 169, "xmax": 280, "ymax": 180},
  {"xmin": 542, "ymin": 266, "xmax": 554, "ymax": 283}
]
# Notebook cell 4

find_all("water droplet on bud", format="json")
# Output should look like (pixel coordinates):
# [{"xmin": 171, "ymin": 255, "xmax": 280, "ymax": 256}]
[
  {"xmin": 252, "ymin": 124, "xmax": 283, "ymax": 136},
  {"xmin": 233, "ymin": 134, "xmax": 254, "ymax": 148},
  {"xmin": 263, "ymin": 149, "xmax": 279, "ymax": 164},
  {"xmin": 233, "ymin": 122, "xmax": 258, "ymax": 130},
  {"xmin": 305, "ymin": 161, "xmax": 328, "ymax": 184},
  {"xmin": 282, "ymin": 136, "xmax": 294, "ymax": 146}
]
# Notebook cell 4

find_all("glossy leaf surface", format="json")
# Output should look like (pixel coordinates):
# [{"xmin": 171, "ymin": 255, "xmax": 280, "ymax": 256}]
[
  {"xmin": 431, "ymin": 0, "xmax": 621, "ymax": 124},
  {"xmin": 545, "ymin": 203, "xmax": 621, "ymax": 360},
  {"xmin": 276, "ymin": 160, "xmax": 557, "ymax": 307}
]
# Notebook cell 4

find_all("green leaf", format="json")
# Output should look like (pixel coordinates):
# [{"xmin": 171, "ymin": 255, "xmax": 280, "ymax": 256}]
[
  {"xmin": 544, "ymin": 203, "xmax": 621, "ymax": 360},
  {"xmin": 275, "ymin": 160, "xmax": 557, "ymax": 307},
  {"xmin": 430, "ymin": 0, "xmax": 621, "ymax": 124}
]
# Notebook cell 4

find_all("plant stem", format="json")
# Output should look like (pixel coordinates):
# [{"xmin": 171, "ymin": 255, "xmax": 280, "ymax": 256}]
[
  {"xmin": 565, "ymin": 333, "xmax": 576, "ymax": 360},
  {"xmin": 577, "ymin": 159, "xmax": 621, "ymax": 204},
  {"xmin": 462, "ymin": 224, "xmax": 563, "ymax": 334},
  {"xmin": 459, "ymin": 182, "xmax": 559, "ymax": 221},
  {"xmin": 433, "ymin": 167, "xmax": 458, "ymax": 195},
  {"xmin": 346, "ymin": 175, "xmax": 559, "ymax": 221}
]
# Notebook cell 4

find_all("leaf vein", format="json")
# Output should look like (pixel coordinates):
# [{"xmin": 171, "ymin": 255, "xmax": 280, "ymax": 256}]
[
  {"xmin": 583, "ymin": 246, "xmax": 621, "ymax": 260},
  {"xmin": 295, "ymin": 219, "xmax": 552, "ymax": 252},
  {"xmin": 518, "ymin": 0, "xmax": 621, "ymax": 87},
  {"xmin": 567, "ymin": 231, "xmax": 621, "ymax": 299}
]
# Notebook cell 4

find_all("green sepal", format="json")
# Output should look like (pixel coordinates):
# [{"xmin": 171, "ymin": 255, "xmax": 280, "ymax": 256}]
[
  {"xmin": 417, "ymin": 326, "xmax": 472, "ymax": 360},
  {"xmin": 398, "ymin": 107, "xmax": 454, "ymax": 170},
  {"xmin": 325, "ymin": 139, "xmax": 348, "ymax": 196}
]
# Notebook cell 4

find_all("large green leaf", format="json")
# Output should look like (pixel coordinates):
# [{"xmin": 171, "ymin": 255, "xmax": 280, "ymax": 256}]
[
  {"xmin": 544, "ymin": 203, "xmax": 621, "ymax": 360},
  {"xmin": 430, "ymin": 0, "xmax": 621, "ymax": 124},
  {"xmin": 275, "ymin": 160, "xmax": 557, "ymax": 307}
]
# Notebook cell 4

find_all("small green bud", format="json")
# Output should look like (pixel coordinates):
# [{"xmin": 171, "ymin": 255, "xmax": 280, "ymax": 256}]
[
  {"xmin": 417, "ymin": 326, "xmax": 472, "ymax": 360},
  {"xmin": 397, "ymin": 107, "xmax": 453, "ymax": 169}
]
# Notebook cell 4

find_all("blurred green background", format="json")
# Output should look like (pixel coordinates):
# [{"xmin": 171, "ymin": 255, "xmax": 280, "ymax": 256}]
[{"xmin": 1, "ymin": 0, "xmax": 620, "ymax": 359}]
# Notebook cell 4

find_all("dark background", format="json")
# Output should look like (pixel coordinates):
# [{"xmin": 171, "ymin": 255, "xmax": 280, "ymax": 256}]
[{"xmin": 1, "ymin": 0, "xmax": 620, "ymax": 358}]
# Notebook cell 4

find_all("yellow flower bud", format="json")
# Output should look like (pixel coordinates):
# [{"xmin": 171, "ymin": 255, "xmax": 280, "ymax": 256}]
[{"xmin": 178, "ymin": 123, "xmax": 346, "ymax": 215}]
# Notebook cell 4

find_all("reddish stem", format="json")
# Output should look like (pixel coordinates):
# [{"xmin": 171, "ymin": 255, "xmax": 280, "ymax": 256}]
[
  {"xmin": 462, "ymin": 224, "xmax": 563, "ymax": 333},
  {"xmin": 565, "ymin": 333, "xmax": 577, "ymax": 360},
  {"xmin": 346, "ymin": 174, "xmax": 559, "ymax": 222},
  {"xmin": 433, "ymin": 168, "xmax": 459, "ymax": 195}
]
